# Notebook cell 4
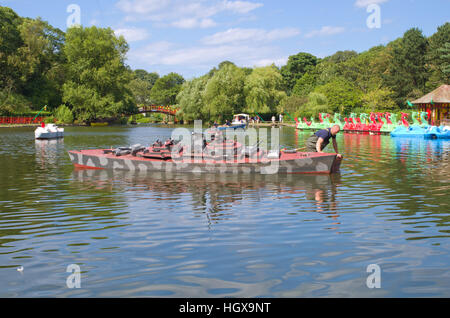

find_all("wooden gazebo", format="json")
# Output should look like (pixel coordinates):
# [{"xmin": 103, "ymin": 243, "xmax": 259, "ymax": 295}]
[{"xmin": 412, "ymin": 85, "xmax": 450, "ymax": 126}]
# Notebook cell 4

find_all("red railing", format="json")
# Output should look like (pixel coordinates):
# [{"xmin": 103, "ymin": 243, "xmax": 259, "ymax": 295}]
[{"xmin": 0, "ymin": 117, "xmax": 45, "ymax": 125}]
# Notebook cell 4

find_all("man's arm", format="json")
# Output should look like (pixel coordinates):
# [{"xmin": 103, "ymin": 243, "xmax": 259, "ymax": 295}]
[
  {"xmin": 332, "ymin": 138, "xmax": 343, "ymax": 159},
  {"xmin": 332, "ymin": 138, "xmax": 339, "ymax": 153},
  {"xmin": 316, "ymin": 138, "xmax": 324, "ymax": 153}
]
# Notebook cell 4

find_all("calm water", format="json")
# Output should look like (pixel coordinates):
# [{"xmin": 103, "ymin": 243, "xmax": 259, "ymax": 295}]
[{"xmin": 0, "ymin": 125, "xmax": 449, "ymax": 297}]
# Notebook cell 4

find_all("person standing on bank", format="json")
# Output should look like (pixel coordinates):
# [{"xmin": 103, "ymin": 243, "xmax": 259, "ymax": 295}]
[{"xmin": 306, "ymin": 125, "xmax": 343, "ymax": 159}]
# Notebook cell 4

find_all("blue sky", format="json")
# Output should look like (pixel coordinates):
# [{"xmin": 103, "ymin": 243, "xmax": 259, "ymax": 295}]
[{"xmin": 1, "ymin": 0, "xmax": 449, "ymax": 79}]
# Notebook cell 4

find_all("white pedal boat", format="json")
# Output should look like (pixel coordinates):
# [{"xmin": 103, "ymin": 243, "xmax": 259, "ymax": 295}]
[{"xmin": 35, "ymin": 123, "xmax": 64, "ymax": 139}]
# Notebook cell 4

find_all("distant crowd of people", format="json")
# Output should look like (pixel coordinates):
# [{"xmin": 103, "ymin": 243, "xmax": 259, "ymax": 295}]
[
  {"xmin": 250, "ymin": 114, "xmax": 284, "ymax": 124},
  {"xmin": 213, "ymin": 114, "xmax": 287, "ymax": 127}
]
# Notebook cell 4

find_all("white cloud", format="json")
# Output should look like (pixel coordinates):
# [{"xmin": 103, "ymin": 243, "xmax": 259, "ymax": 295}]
[
  {"xmin": 221, "ymin": 0, "xmax": 263, "ymax": 14},
  {"xmin": 253, "ymin": 57, "xmax": 288, "ymax": 68},
  {"xmin": 116, "ymin": 0, "xmax": 170, "ymax": 14},
  {"xmin": 202, "ymin": 27, "xmax": 300, "ymax": 45},
  {"xmin": 354, "ymin": 0, "xmax": 389, "ymax": 8},
  {"xmin": 129, "ymin": 40, "xmax": 286, "ymax": 70},
  {"xmin": 305, "ymin": 26, "xmax": 346, "ymax": 38},
  {"xmin": 114, "ymin": 27, "xmax": 150, "ymax": 42},
  {"xmin": 171, "ymin": 18, "xmax": 217, "ymax": 29},
  {"xmin": 116, "ymin": 0, "xmax": 263, "ymax": 28}
]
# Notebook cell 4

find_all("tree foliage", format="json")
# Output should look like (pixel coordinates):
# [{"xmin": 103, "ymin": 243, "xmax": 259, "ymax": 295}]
[
  {"xmin": 244, "ymin": 65, "xmax": 286, "ymax": 114},
  {"xmin": 129, "ymin": 69, "xmax": 160, "ymax": 105},
  {"xmin": 281, "ymin": 52, "xmax": 318, "ymax": 94},
  {"xmin": 177, "ymin": 75, "xmax": 209, "ymax": 122},
  {"xmin": 150, "ymin": 72, "xmax": 185, "ymax": 105},
  {"xmin": 314, "ymin": 79, "xmax": 362, "ymax": 114},
  {"xmin": 1, "ymin": 6, "xmax": 448, "ymax": 123},
  {"xmin": 292, "ymin": 72, "xmax": 317, "ymax": 97},
  {"xmin": 203, "ymin": 63, "xmax": 246, "ymax": 122},
  {"xmin": 385, "ymin": 28, "xmax": 429, "ymax": 104},
  {"xmin": 54, "ymin": 104, "xmax": 74, "ymax": 124},
  {"xmin": 62, "ymin": 26, "xmax": 135, "ymax": 121},
  {"xmin": 427, "ymin": 23, "xmax": 450, "ymax": 89}
]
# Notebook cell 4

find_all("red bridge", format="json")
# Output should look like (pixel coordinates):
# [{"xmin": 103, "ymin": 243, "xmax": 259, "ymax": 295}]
[{"xmin": 138, "ymin": 105, "xmax": 179, "ymax": 116}]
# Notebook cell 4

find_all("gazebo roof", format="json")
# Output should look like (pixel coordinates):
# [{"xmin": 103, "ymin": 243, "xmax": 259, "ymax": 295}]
[{"xmin": 412, "ymin": 84, "xmax": 450, "ymax": 104}]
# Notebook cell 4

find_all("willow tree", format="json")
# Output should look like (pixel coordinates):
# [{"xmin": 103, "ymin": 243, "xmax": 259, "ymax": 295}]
[
  {"xmin": 202, "ymin": 63, "xmax": 246, "ymax": 123},
  {"xmin": 244, "ymin": 65, "xmax": 286, "ymax": 115},
  {"xmin": 176, "ymin": 75, "xmax": 209, "ymax": 123}
]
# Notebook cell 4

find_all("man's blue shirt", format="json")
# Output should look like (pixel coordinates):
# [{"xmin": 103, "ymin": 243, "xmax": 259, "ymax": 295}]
[{"xmin": 314, "ymin": 128, "xmax": 336, "ymax": 143}]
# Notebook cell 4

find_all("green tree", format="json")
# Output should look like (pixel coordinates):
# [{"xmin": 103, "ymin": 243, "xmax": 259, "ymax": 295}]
[
  {"xmin": 278, "ymin": 95, "xmax": 308, "ymax": 119},
  {"xmin": 244, "ymin": 65, "xmax": 286, "ymax": 115},
  {"xmin": 0, "ymin": 6, "xmax": 23, "ymax": 92},
  {"xmin": 336, "ymin": 46, "xmax": 389, "ymax": 93},
  {"xmin": 134, "ymin": 69, "xmax": 159, "ymax": 86},
  {"xmin": 54, "ymin": 104, "xmax": 74, "ymax": 124},
  {"xmin": 281, "ymin": 52, "xmax": 318, "ymax": 94},
  {"xmin": 0, "ymin": 90, "xmax": 30, "ymax": 115},
  {"xmin": 439, "ymin": 43, "xmax": 450, "ymax": 79},
  {"xmin": 303, "ymin": 92, "xmax": 329, "ymax": 118},
  {"xmin": 62, "ymin": 26, "xmax": 136, "ymax": 122},
  {"xmin": 361, "ymin": 88, "xmax": 397, "ymax": 112},
  {"xmin": 325, "ymin": 50, "xmax": 358, "ymax": 64},
  {"xmin": 202, "ymin": 63, "xmax": 246, "ymax": 123},
  {"xmin": 129, "ymin": 70, "xmax": 159, "ymax": 105},
  {"xmin": 128, "ymin": 77, "xmax": 150, "ymax": 105},
  {"xmin": 426, "ymin": 23, "xmax": 450, "ymax": 89},
  {"xmin": 314, "ymin": 79, "xmax": 362, "ymax": 114},
  {"xmin": 18, "ymin": 18, "xmax": 66, "ymax": 109},
  {"xmin": 385, "ymin": 28, "xmax": 429, "ymax": 105},
  {"xmin": 177, "ymin": 75, "xmax": 209, "ymax": 122},
  {"xmin": 292, "ymin": 72, "xmax": 317, "ymax": 97},
  {"xmin": 1, "ymin": 8, "xmax": 66, "ymax": 112},
  {"xmin": 149, "ymin": 72, "xmax": 185, "ymax": 105}
]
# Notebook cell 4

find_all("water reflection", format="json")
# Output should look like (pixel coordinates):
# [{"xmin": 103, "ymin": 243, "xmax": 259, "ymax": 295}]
[
  {"xmin": 35, "ymin": 138, "xmax": 65, "ymax": 167},
  {"xmin": 71, "ymin": 169, "xmax": 342, "ymax": 221},
  {"xmin": 1, "ymin": 126, "xmax": 450, "ymax": 297}
]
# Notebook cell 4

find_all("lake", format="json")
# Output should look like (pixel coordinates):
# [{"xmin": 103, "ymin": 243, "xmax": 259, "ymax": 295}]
[{"xmin": 0, "ymin": 125, "xmax": 449, "ymax": 297}]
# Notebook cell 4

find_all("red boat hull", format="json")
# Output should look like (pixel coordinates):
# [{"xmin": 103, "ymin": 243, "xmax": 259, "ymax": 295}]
[{"xmin": 69, "ymin": 149, "xmax": 340, "ymax": 175}]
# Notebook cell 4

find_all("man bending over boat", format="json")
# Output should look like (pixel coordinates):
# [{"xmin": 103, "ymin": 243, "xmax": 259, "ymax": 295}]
[{"xmin": 306, "ymin": 125, "xmax": 343, "ymax": 159}]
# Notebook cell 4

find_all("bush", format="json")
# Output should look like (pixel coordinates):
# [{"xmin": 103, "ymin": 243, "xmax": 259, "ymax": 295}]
[
  {"xmin": 44, "ymin": 116, "xmax": 56, "ymax": 124},
  {"xmin": 295, "ymin": 92, "xmax": 329, "ymax": 119},
  {"xmin": 136, "ymin": 117, "xmax": 153, "ymax": 124},
  {"xmin": 54, "ymin": 105, "xmax": 74, "ymax": 124},
  {"xmin": 0, "ymin": 91, "xmax": 32, "ymax": 115},
  {"xmin": 136, "ymin": 113, "xmax": 164, "ymax": 123}
]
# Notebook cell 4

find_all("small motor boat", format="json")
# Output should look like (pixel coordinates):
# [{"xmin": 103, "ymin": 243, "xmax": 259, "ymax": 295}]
[{"xmin": 35, "ymin": 123, "xmax": 64, "ymax": 140}]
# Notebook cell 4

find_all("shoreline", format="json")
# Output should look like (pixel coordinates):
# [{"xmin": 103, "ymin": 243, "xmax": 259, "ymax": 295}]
[
  {"xmin": 250, "ymin": 122, "xmax": 297, "ymax": 128},
  {"xmin": 0, "ymin": 122, "xmax": 299, "ymax": 129}
]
